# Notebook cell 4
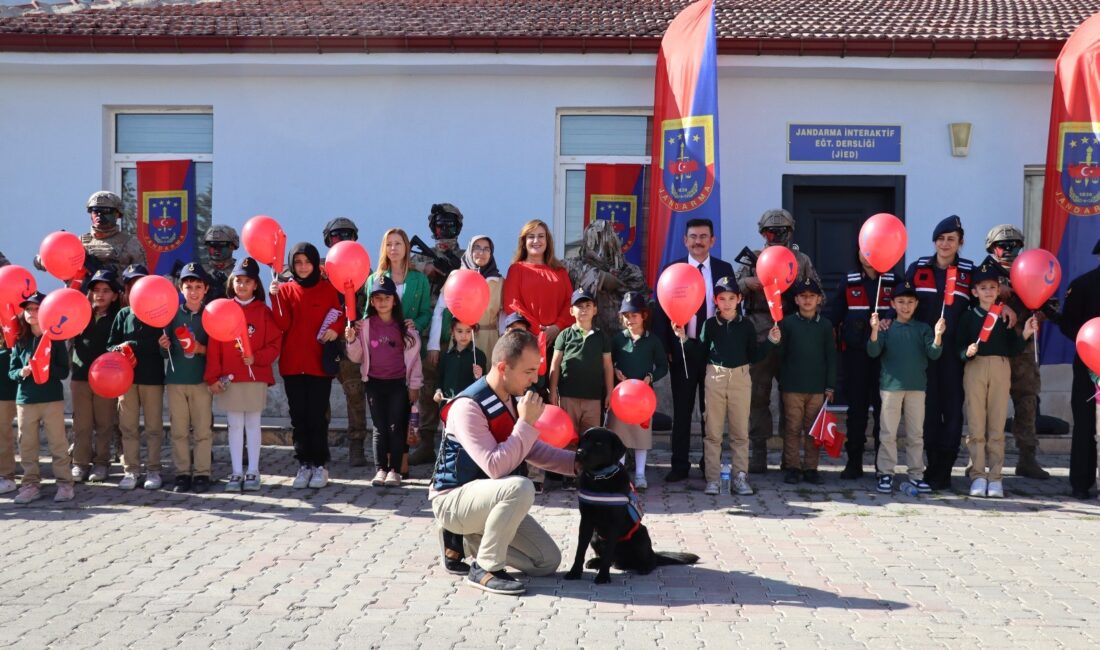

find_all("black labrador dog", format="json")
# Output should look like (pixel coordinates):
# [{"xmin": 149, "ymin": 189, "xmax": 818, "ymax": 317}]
[{"xmin": 565, "ymin": 427, "xmax": 699, "ymax": 584}]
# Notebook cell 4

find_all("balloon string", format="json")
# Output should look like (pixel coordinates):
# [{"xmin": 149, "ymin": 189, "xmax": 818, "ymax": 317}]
[
  {"xmin": 237, "ymin": 337, "xmax": 256, "ymax": 380},
  {"xmin": 163, "ymin": 328, "xmax": 175, "ymax": 373},
  {"xmin": 874, "ymin": 276, "xmax": 883, "ymax": 316},
  {"xmin": 271, "ymin": 269, "xmax": 283, "ymax": 317},
  {"xmin": 1034, "ymin": 321, "xmax": 1040, "ymax": 365},
  {"xmin": 679, "ymin": 337, "xmax": 689, "ymax": 378}
]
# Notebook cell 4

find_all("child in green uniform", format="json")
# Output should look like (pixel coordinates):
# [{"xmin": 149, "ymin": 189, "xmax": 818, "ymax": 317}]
[{"xmin": 434, "ymin": 320, "xmax": 487, "ymax": 404}]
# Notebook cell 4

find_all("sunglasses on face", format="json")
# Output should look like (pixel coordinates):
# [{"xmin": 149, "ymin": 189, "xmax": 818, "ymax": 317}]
[
  {"xmin": 89, "ymin": 207, "xmax": 118, "ymax": 216},
  {"xmin": 329, "ymin": 229, "xmax": 356, "ymax": 242},
  {"xmin": 763, "ymin": 227, "xmax": 790, "ymax": 238},
  {"xmin": 993, "ymin": 240, "xmax": 1024, "ymax": 253}
]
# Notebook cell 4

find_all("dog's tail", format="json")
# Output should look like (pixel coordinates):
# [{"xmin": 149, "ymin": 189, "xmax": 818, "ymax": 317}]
[{"xmin": 654, "ymin": 551, "xmax": 700, "ymax": 566}]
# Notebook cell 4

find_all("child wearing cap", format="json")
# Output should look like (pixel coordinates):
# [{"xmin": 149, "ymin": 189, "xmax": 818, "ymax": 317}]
[
  {"xmin": 206, "ymin": 258, "xmax": 282, "ymax": 492},
  {"xmin": 345, "ymin": 275, "xmax": 424, "ymax": 488},
  {"xmin": 609, "ymin": 291, "xmax": 668, "ymax": 490},
  {"xmin": 676, "ymin": 277, "xmax": 779, "ymax": 495},
  {"xmin": 867, "ymin": 281, "xmax": 945, "ymax": 495},
  {"xmin": 8, "ymin": 292, "xmax": 73, "ymax": 504},
  {"xmin": 775, "ymin": 278, "xmax": 837, "ymax": 485},
  {"xmin": 108, "ymin": 266, "xmax": 168, "ymax": 491},
  {"xmin": 957, "ymin": 259, "xmax": 1037, "ymax": 498},
  {"xmin": 160, "ymin": 264, "xmax": 214, "ymax": 493},
  {"xmin": 433, "ymin": 320, "xmax": 487, "ymax": 404},
  {"xmin": 70, "ymin": 269, "xmax": 122, "ymax": 484},
  {"xmin": 548, "ymin": 289, "xmax": 614, "ymax": 491}
]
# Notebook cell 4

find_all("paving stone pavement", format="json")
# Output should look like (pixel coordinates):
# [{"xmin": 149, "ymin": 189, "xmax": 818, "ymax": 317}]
[{"xmin": 2, "ymin": 447, "xmax": 1099, "ymax": 649}]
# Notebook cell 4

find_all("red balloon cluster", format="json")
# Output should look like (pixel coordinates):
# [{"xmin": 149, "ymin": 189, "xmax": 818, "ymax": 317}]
[
  {"xmin": 129, "ymin": 275, "xmax": 179, "ymax": 329},
  {"xmin": 203, "ymin": 298, "xmax": 254, "ymax": 358},
  {"xmin": 325, "ymin": 241, "xmax": 372, "ymax": 321},
  {"xmin": 610, "ymin": 380, "xmax": 657, "ymax": 425},
  {"xmin": 535, "ymin": 404, "xmax": 577, "ymax": 449},
  {"xmin": 656, "ymin": 263, "xmax": 705, "ymax": 326},
  {"xmin": 443, "ymin": 269, "xmax": 490, "ymax": 325},
  {"xmin": 242, "ymin": 215, "xmax": 287, "ymax": 274},
  {"xmin": 1010, "ymin": 249, "xmax": 1062, "ymax": 310},
  {"xmin": 39, "ymin": 231, "xmax": 86, "ymax": 281},
  {"xmin": 89, "ymin": 351, "xmax": 135, "ymax": 399},
  {"xmin": 858, "ymin": 213, "xmax": 908, "ymax": 273}
]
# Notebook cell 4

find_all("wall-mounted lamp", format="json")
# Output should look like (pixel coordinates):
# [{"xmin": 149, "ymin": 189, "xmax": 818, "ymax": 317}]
[{"xmin": 949, "ymin": 122, "xmax": 972, "ymax": 157}]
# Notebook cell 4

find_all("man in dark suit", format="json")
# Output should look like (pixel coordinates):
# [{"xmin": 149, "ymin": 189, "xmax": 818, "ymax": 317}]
[
  {"xmin": 653, "ymin": 218, "xmax": 735, "ymax": 482},
  {"xmin": 1059, "ymin": 237, "xmax": 1100, "ymax": 499}
]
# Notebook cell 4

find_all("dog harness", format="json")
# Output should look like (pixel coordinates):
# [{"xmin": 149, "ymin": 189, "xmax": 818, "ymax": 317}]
[
  {"xmin": 577, "ymin": 464, "xmax": 643, "ymax": 542},
  {"xmin": 433, "ymin": 377, "xmax": 525, "ymax": 492}
]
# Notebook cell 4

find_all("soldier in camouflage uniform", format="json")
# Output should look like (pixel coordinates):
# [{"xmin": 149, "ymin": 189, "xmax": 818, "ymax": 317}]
[
  {"xmin": 736, "ymin": 209, "xmax": 823, "ymax": 473},
  {"xmin": 36, "ymin": 191, "xmax": 146, "ymax": 285},
  {"xmin": 322, "ymin": 217, "xmax": 373, "ymax": 467},
  {"xmin": 199, "ymin": 225, "xmax": 239, "ymax": 302},
  {"xmin": 409, "ymin": 203, "xmax": 464, "ymax": 465},
  {"xmin": 986, "ymin": 224, "xmax": 1051, "ymax": 479},
  {"xmin": 563, "ymin": 219, "xmax": 649, "ymax": 334}
]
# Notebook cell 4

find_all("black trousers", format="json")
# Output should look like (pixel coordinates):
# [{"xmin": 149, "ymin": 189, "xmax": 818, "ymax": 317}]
[
  {"xmin": 842, "ymin": 349, "xmax": 882, "ymax": 456},
  {"xmin": 1070, "ymin": 357, "xmax": 1098, "ymax": 493},
  {"xmin": 284, "ymin": 374, "xmax": 334, "ymax": 467},
  {"xmin": 923, "ymin": 348, "xmax": 965, "ymax": 476},
  {"xmin": 366, "ymin": 377, "xmax": 410, "ymax": 472},
  {"xmin": 669, "ymin": 349, "xmax": 706, "ymax": 474}
]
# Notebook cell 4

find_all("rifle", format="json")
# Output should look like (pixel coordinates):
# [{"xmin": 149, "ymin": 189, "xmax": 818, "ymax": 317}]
[
  {"xmin": 410, "ymin": 235, "xmax": 462, "ymax": 276},
  {"xmin": 734, "ymin": 246, "xmax": 758, "ymax": 269}
]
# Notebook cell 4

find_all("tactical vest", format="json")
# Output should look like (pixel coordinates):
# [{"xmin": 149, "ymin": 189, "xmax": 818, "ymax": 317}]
[{"xmin": 432, "ymin": 377, "xmax": 526, "ymax": 492}]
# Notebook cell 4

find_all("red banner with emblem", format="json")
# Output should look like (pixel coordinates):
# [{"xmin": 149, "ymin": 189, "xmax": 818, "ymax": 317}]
[
  {"xmin": 584, "ymin": 163, "xmax": 646, "ymax": 266},
  {"xmin": 136, "ymin": 160, "xmax": 196, "ymax": 275}
]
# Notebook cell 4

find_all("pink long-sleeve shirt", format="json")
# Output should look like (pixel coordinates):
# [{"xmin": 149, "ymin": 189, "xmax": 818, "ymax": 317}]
[{"xmin": 428, "ymin": 396, "xmax": 575, "ymax": 500}]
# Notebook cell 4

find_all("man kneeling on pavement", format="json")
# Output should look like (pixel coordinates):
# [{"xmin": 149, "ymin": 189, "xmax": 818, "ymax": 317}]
[{"xmin": 429, "ymin": 329, "xmax": 576, "ymax": 595}]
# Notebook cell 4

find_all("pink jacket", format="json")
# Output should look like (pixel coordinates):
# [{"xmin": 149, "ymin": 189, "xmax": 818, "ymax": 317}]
[{"xmin": 345, "ymin": 317, "xmax": 424, "ymax": 389}]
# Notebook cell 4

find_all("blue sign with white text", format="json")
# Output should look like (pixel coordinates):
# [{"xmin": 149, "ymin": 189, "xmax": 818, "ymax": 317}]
[{"xmin": 788, "ymin": 124, "xmax": 902, "ymax": 163}]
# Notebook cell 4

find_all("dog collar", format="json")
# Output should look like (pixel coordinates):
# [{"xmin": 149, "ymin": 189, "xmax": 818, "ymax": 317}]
[{"xmin": 589, "ymin": 463, "xmax": 622, "ymax": 481}]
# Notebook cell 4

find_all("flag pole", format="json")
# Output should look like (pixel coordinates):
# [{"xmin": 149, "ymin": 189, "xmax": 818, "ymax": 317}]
[{"xmin": 162, "ymin": 328, "xmax": 175, "ymax": 373}]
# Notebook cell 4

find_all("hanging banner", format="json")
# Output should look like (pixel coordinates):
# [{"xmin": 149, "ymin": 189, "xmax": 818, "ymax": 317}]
[
  {"xmin": 136, "ymin": 159, "xmax": 195, "ymax": 275},
  {"xmin": 583, "ymin": 163, "xmax": 646, "ymax": 266}
]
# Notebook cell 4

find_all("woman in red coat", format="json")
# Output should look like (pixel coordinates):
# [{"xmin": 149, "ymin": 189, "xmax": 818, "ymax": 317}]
[
  {"xmin": 270, "ymin": 242, "xmax": 346, "ymax": 490},
  {"xmin": 502, "ymin": 219, "xmax": 574, "ymax": 347}
]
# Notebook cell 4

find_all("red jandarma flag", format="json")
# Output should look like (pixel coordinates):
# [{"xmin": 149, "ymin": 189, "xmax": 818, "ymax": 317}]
[
  {"xmin": 809, "ymin": 402, "xmax": 844, "ymax": 458},
  {"xmin": 29, "ymin": 336, "xmax": 52, "ymax": 384},
  {"xmin": 943, "ymin": 267, "xmax": 958, "ymax": 306},
  {"xmin": 978, "ymin": 303, "xmax": 1005, "ymax": 343}
]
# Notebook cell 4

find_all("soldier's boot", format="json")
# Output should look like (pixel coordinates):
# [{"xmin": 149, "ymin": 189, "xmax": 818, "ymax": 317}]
[
  {"xmin": 748, "ymin": 443, "xmax": 768, "ymax": 474},
  {"xmin": 840, "ymin": 450, "xmax": 865, "ymax": 480},
  {"xmin": 1015, "ymin": 445, "xmax": 1050, "ymax": 480},
  {"xmin": 408, "ymin": 430, "xmax": 437, "ymax": 466},
  {"xmin": 348, "ymin": 439, "xmax": 367, "ymax": 468}
]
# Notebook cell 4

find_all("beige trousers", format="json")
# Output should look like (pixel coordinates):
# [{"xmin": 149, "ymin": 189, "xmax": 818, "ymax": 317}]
[
  {"xmin": 0, "ymin": 400, "xmax": 16, "ymax": 480},
  {"xmin": 17, "ymin": 401, "xmax": 72, "ymax": 486},
  {"xmin": 781, "ymin": 392, "xmax": 824, "ymax": 471},
  {"xmin": 877, "ymin": 390, "xmax": 926, "ymax": 479},
  {"xmin": 119, "ymin": 384, "xmax": 165, "ymax": 474},
  {"xmin": 703, "ymin": 364, "xmax": 752, "ymax": 480},
  {"xmin": 71, "ymin": 380, "xmax": 118, "ymax": 468},
  {"xmin": 167, "ymin": 383, "xmax": 214, "ymax": 475},
  {"xmin": 964, "ymin": 356, "xmax": 1011, "ymax": 481},
  {"xmin": 431, "ymin": 476, "xmax": 561, "ymax": 575}
]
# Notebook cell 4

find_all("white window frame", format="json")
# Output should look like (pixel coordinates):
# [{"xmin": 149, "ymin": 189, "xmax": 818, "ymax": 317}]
[
  {"xmin": 553, "ymin": 108, "xmax": 652, "ymax": 257},
  {"xmin": 106, "ymin": 105, "xmax": 214, "ymax": 205},
  {"xmin": 1023, "ymin": 164, "xmax": 1045, "ymax": 247}
]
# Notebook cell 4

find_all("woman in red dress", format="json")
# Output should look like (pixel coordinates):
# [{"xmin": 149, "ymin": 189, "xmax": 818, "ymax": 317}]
[{"xmin": 501, "ymin": 220, "xmax": 574, "ymax": 348}]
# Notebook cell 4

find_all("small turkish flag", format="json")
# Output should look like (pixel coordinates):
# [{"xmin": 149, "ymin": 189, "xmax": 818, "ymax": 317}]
[
  {"xmin": 537, "ymin": 330, "xmax": 548, "ymax": 376},
  {"xmin": 977, "ymin": 302, "xmax": 1004, "ymax": 344},
  {"xmin": 29, "ymin": 336, "xmax": 52, "ymax": 384},
  {"xmin": 943, "ymin": 266, "xmax": 958, "ymax": 306},
  {"xmin": 809, "ymin": 401, "xmax": 845, "ymax": 458}
]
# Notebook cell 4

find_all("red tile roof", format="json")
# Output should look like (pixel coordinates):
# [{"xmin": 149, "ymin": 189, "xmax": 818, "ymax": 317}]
[{"xmin": 2, "ymin": 0, "xmax": 1098, "ymax": 57}]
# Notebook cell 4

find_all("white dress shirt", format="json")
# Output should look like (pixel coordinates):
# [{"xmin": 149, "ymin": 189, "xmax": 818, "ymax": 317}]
[{"xmin": 686, "ymin": 255, "xmax": 714, "ymax": 339}]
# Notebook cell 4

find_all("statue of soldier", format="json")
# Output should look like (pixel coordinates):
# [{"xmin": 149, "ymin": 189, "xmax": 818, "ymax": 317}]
[
  {"xmin": 36, "ymin": 191, "xmax": 146, "ymax": 285},
  {"xmin": 408, "ymin": 203, "xmax": 464, "ymax": 465},
  {"xmin": 199, "ymin": 225, "xmax": 240, "ymax": 302},
  {"xmin": 322, "ymin": 217, "xmax": 373, "ymax": 467},
  {"xmin": 986, "ymin": 224, "xmax": 1053, "ymax": 479},
  {"xmin": 563, "ymin": 219, "xmax": 649, "ymax": 334},
  {"xmin": 735, "ymin": 209, "xmax": 823, "ymax": 474}
]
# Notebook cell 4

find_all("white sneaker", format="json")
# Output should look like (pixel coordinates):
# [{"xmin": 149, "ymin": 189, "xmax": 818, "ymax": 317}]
[
  {"xmin": 704, "ymin": 481, "xmax": 719, "ymax": 495},
  {"xmin": 383, "ymin": 470, "xmax": 401, "ymax": 487},
  {"xmin": 143, "ymin": 471, "xmax": 162, "ymax": 490},
  {"xmin": 71, "ymin": 465, "xmax": 86, "ymax": 483},
  {"xmin": 634, "ymin": 475, "xmax": 648, "ymax": 491},
  {"xmin": 308, "ymin": 466, "xmax": 329, "ymax": 488},
  {"xmin": 292, "ymin": 465, "xmax": 312, "ymax": 489},
  {"xmin": 0, "ymin": 477, "xmax": 17, "ymax": 494},
  {"xmin": 119, "ymin": 473, "xmax": 138, "ymax": 490},
  {"xmin": 88, "ymin": 465, "xmax": 109, "ymax": 482},
  {"xmin": 371, "ymin": 469, "xmax": 387, "ymax": 486},
  {"xmin": 733, "ymin": 471, "xmax": 754, "ymax": 496},
  {"xmin": 986, "ymin": 480, "xmax": 1004, "ymax": 498},
  {"xmin": 969, "ymin": 477, "xmax": 988, "ymax": 497}
]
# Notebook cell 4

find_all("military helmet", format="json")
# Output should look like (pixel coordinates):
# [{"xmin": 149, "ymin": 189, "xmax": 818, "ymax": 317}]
[
  {"xmin": 323, "ymin": 217, "xmax": 359, "ymax": 247},
  {"xmin": 757, "ymin": 208, "xmax": 795, "ymax": 232},
  {"xmin": 429, "ymin": 203, "xmax": 464, "ymax": 239},
  {"xmin": 203, "ymin": 224, "xmax": 240, "ymax": 248},
  {"xmin": 985, "ymin": 224, "xmax": 1025, "ymax": 252},
  {"xmin": 86, "ymin": 191, "xmax": 123, "ymax": 212}
]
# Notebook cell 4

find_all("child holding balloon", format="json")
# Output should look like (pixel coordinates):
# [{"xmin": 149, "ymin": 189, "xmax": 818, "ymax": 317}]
[
  {"xmin": 108, "ymin": 264, "xmax": 167, "ymax": 491},
  {"xmin": 70, "ymin": 269, "xmax": 122, "ymax": 484},
  {"xmin": 957, "ymin": 261, "xmax": 1037, "ymax": 499},
  {"xmin": 207, "ymin": 258, "xmax": 282, "ymax": 492},
  {"xmin": 609, "ymin": 292, "xmax": 668, "ymax": 491},
  {"xmin": 433, "ymin": 321, "xmax": 487, "ymax": 404},
  {"xmin": 345, "ymin": 276, "xmax": 423, "ymax": 488},
  {"xmin": 8, "ymin": 292, "xmax": 73, "ymax": 504}
]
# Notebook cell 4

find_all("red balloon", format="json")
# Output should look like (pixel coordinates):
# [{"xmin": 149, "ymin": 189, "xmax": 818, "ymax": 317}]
[
  {"xmin": 756, "ymin": 245, "xmax": 799, "ymax": 292},
  {"xmin": 610, "ymin": 380, "xmax": 657, "ymax": 425},
  {"xmin": 129, "ymin": 275, "xmax": 179, "ymax": 329},
  {"xmin": 38, "ymin": 288, "xmax": 91, "ymax": 341},
  {"xmin": 1010, "ymin": 249, "xmax": 1062, "ymax": 310},
  {"xmin": 535, "ymin": 405, "xmax": 578, "ymax": 449},
  {"xmin": 241, "ymin": 215, "xmax": 287, "ymax": 274},
  {"xmin": 443, "ymin": 269, "xmax": 490, "ymax": 325},
  {"xmin": 656, "ymin": 263, "xmax": 706, "ymax": 326},
  {"xmin": 326, "ymin": 240, "xmax": 372, "ymax": 292},
  {"xmin": 202, "ymin": 298, "xmax": 246, "ymax": 342},
  {"xmin": 859, "ymin": 213, "xmax": 908, "ymax": 273},
  {"xmin": 39, "ymin": 231, "xmax": 86, "ymax": 281},
  {"xmin": 0, "ymin": 264, "xmax": 37, "ymax": 312},
  {"xmin": 1076, "ymin": 317, "xmax": 1100, "ymax": 376},
  {"xmin": 88, "ymin": 351, "xmax": 134, "ymax": 399}
]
